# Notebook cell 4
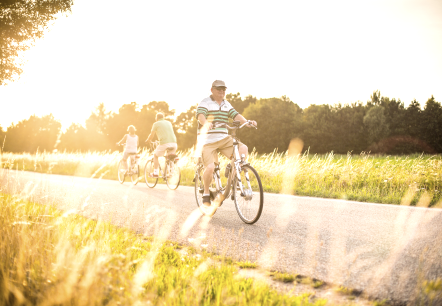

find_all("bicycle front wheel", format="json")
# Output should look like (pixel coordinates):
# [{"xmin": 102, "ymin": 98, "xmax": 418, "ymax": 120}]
[
  {"xmin": 166, "ymin": 161, "xmax": 181, "ymax": 190},
  {"xmin": 233, "ymin": 164, "xmax": 264, "ymax": 224},
  {"xmin": 144, "ymin": 160, "xmax": 157, "ymax": 188},
  {"xmin": 130, "ymin": 164, "xmax": 139, "ymax": 185},
  {"xmin": 117, "ymin": 160, "xmax": 126, "ymax": 184}
]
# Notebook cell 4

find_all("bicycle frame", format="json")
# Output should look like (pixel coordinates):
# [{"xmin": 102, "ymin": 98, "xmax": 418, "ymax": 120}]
[
  {"xmin": 147, "ymin": 141, "xmax": 178, "ymax": 180},
  {"xmin": 122, "ymin": 151, "xmax": 139, "ymax": 175}
]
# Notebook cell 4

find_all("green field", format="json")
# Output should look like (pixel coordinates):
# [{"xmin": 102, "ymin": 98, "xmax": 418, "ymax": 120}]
[{"xmin": 1, "ymin": 150, "xmax": 441, "ymax": 207}]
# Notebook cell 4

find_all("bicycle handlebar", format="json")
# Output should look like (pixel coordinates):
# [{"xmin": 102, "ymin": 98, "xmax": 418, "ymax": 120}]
[{"xmin": 213, "ymin": 120, "xmax": 257, "ymax": 130}]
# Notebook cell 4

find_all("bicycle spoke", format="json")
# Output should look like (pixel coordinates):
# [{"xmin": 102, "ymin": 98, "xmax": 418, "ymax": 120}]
[
  {"xmin": 233, "ymin": 165, "xmax": 263, "ymax": 224},
  {"xmin": 166, "ymin": 161, "xmax": 181, "ymax": 190},
  {"xmin": 144, "ymin": 160, "xmax": 158, "ymax": 188},
  {"xmin": 117, "ymin": 160, "xmax": 126, "ymax": 184}
]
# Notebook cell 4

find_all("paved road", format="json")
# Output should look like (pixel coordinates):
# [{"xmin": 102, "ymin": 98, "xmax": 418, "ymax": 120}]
[{"xmin": 1, "ymin": 169, "xmax": 441, "ymax": 304}]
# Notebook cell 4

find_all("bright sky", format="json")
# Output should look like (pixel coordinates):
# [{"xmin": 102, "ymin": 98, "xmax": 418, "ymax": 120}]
[{"xmin": 1, "ymin": 0, "xmax": 441, "ymax": 130}]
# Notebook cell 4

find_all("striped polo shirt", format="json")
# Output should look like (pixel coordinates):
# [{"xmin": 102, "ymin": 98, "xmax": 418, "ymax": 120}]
[{"xmin": 196, "ymin": 96, "xmax": 239, "ymax": 145}]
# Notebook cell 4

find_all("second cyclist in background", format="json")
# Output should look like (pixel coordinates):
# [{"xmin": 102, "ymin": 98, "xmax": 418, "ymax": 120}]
[
  {"xmin": 117, "ymin": 125, "xmax": 139, "ymax": 169},
  {"xmin": 145, "ymin": 112, "xmax": 178, "ymax": 178}
]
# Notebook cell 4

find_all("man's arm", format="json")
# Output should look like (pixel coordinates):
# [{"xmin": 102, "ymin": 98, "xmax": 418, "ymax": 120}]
[
  {"xmin": 146, "ymin": 131, "xmax": 156, "ymax": 143},
  {"xmin": 146, "ymin": 123, "xmax": 157, "ymax": 143},
  {"xmin": 233, "ymin": 114, "xmax": 257, "ymax": 127},
  {"xmin": 116, "ymin": 134, "xmax": 127, "ymax": 146},
  {"xmin": 198, "ymin": 114, "xmax": 213, "ymax": 131}
]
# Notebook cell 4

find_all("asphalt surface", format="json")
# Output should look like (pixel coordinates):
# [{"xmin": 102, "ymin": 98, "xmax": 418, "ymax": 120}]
[{"xmin": 1, "ymin": 169, "xmax": 441, "ymax": 304}]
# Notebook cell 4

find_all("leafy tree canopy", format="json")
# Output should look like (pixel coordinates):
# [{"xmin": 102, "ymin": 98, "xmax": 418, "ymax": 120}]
[
  {"xmin": 0, "ymin": 0, "xmax": 73, "ymax": 85},
  {"xmin": 3, "ymin": 114, "xmax": 61, "ymax": 153}
]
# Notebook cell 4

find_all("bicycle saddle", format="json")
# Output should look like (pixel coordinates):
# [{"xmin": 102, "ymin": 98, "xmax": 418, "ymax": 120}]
[{"xmin": 167, "ymin": 154, "xmax": 178, "ymax": 161}]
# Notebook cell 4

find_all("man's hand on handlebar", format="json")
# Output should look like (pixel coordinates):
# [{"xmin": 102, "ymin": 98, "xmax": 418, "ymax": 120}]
[{"xmin": 247, "ymin": 120, "xmax": 257, "ymax": 128}]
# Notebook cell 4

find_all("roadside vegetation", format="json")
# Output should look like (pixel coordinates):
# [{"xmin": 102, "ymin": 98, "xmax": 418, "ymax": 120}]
[
  {"xmin": 0, "ymin": 193, "xmax": 331, "ymax": 305},
  {"xmin": 1, "ymin": 150, "xmax": 442, "ymax": 207}
]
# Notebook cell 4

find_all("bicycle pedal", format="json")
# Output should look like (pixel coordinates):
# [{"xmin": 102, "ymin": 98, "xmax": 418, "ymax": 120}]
[{"xmin": 209, "ymin": 190, "xmax": 216, "ymax": 201}]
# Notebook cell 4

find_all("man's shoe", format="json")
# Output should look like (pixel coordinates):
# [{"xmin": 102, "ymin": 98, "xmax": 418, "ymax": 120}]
[
  {"xmin": 206, "ymin": 194, "xmax": 226, "ymax": 217},
  {"xmin": 202, "ymin": 195, "xmax": 211, "ymax": 207},
  {"xmin": 149, "ymin": 173, "xmax": 159, "ymax": 178}
]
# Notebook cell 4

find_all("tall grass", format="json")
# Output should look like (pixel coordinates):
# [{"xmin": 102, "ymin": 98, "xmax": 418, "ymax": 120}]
[
  {"xmin": 0, "ymin": 193, "xmax": 328, "ymax": 305},
  {"xmin": 1, "ymin": 149, "xmax": 442, "ymax": 206}
]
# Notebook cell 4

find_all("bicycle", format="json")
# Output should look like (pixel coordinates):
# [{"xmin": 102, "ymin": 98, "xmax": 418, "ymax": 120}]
[
  {"xmin": 193, "ymin": 120, "xmax": 264, "ymax": 224},
  {"xmin": 117, "ymin": 144, "xmax": 140, "ymax": 185},
  {"xmin": 144, "ymin": 141, "xmax": 181, "ymax": 190}
]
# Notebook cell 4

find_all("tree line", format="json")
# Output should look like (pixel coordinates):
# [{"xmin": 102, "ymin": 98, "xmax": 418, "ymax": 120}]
[{"xmin": 1, "ymin": 91, "xmax": 441, "ymax": 155}]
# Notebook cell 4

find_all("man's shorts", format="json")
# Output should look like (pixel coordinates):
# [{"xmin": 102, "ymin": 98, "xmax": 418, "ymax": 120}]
[
  {"xmin": 155, "ymin": 143, "xmax": 177, "ymax": 157},
  {"xmin": 201, "ymin": 136, "xmax": 245, "ymax": 167}
]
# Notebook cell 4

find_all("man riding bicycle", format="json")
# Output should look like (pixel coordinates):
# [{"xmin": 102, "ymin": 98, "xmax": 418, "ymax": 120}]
[
  {"xmin": 196, "ymin": 80, "xmax": 257, "ymax": 210},
  {"xmin": 145, "ymin": 112, "xmax": 178, "ymax": 178}
]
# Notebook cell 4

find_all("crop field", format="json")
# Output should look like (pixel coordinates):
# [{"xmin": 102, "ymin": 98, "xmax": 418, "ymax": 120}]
[{"xmin": 1, "ymin": 150, "xmax": 441, "ymax": 207}]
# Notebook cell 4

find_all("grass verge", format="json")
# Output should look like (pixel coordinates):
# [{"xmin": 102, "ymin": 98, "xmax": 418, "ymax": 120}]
[{"xmin": 0, "ymin": 192, "xmax": 329, "ymax": 305}]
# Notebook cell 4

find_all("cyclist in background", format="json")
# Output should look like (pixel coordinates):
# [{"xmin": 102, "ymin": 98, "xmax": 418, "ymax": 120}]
[
  {"xmin": 145, "ymin": 112, "xmax": 178, "ymax": 178},
  {"xmin": 117, "ymin": 125, "xmax": 139, "ymax": 169},
  {"xmin": 196, "ymin": 80, "xmax": 257, "ymax": 208}
]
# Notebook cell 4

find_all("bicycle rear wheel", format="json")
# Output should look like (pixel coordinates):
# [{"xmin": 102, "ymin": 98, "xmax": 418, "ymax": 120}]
[
  {"xmin": 144, "ymin": 160, "xmax": 158, "ymax": 188},
  {"xmin": 166, "ymin": 161, "xmax": 181, "ymax": 190},
  {"xmin": 130, "ymin": 164, "xmax": 139, "ymax": 185},
  {"xmin": 233, "ymin": 164, "xmax": 264, "ymax": 224},
  {"xmin": 117, "ymin": 160, "xmax": 126, "ymax": 184}
]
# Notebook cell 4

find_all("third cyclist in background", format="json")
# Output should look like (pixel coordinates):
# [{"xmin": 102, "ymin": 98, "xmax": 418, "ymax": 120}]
[
  {"xmin": 117, "ymin": 125, "xmax": 139, "ymax": 169},
  {"xmin": 145, "ymin": 112, "xmax": 178, "ymax": 178}
]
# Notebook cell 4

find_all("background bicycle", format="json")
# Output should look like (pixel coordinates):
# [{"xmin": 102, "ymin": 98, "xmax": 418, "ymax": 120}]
[
  {"xmin": 193, "ymin": 120, "xmax": 264, "ymax": 224},
  {"xmin": 144, "ymin": 141, "xmax": 181, "ymax": 190},
  {"xmin": 117, "ymin": 144, "xmax": 140, "ymax": 185}
]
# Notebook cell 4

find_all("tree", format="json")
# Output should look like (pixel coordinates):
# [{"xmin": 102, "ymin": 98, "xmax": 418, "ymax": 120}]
[
  {"xmin": 84, "ymin": 103, "xmax": 111, "ymax": 151},
  {"xmin": 379, "ymin": 97, "xmax": 406, "ymax": 136},
  {"xmin": 363, "ymin": 106, "xmax": 390, "ymax": 145},
  {"xmin": 301, "ymin": 104, "xmax": 336, "ymax": 153},
  {"xmin": 173, "ymin": 105, "xmax": 198, "ymax": 150},
  {"xmin": 4, "ymin": 114, "xmax": 61, "ymax": 153},
  {"xmin": 225, "ymin": 93, "xmax": 257, "ymax": 114},
  {"xmin": 241, "ymin": 96, "xmax": 302, "ymax": 153},
  {"xmin": 420, "ymin": 96, "xmax": 442, "ymax": 152},
  {"xmin": 144, "ymin": 101, "xmax": 175, "ymax": 118},
  {"xmin": 328, "ymin": 102, "xmax": 367, "ymax": 154},
  {"xmin": 58, "ymin": 123, "xmax": 88, "ymax": 152},
  {"xmin": 368, "ymin": 90, "xmax": 381, "ymax": 106},
  {"xmin": 405, "ymin": 99, "xmax": 421, "ymax": 138},
  {"xmin": 86, "ymin": 103, "xmax": 109, "ymax": 135},
  {"xmin": 0, "ymin": 125, "xmax": 5, "ymax": 152},
  {"xmin": 0, "ymin": 0, "xmax": 73, "ymax": 85}
]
